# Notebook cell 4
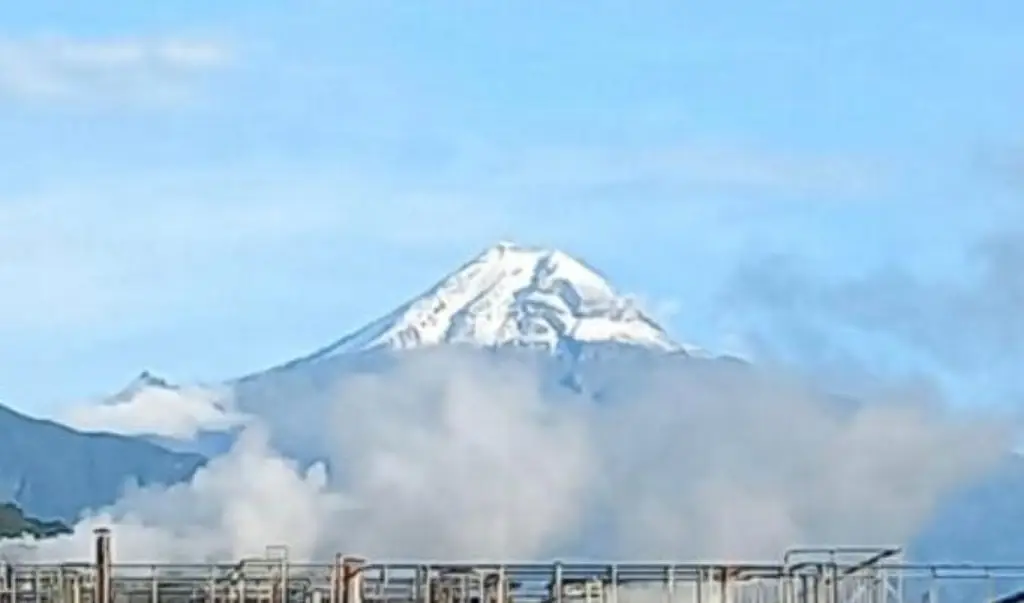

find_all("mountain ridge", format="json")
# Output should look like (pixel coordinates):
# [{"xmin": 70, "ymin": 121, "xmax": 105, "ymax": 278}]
[
  {"xmin": 51, "ymin": 242, "xmax": 719, "ymax": 452},
  {"xmin": 0, "ymin": 400, "xmax": 206, "ymax": 521}
]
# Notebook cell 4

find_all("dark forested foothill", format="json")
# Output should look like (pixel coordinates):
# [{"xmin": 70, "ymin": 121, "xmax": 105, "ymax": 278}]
[{"xmin": 0, "ymin": 502, "xmax": 70, "ymax": 539}]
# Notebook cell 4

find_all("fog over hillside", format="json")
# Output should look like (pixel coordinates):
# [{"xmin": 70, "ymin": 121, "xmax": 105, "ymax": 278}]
[{"xmin": 4, "ymin": 349, "xmax": 1010, "ymax": 564}]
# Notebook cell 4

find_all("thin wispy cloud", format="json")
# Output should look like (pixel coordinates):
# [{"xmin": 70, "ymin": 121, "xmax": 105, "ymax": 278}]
[
  {"xmin": 0, "ymin": 35, "xmax": 232, "ymax": 106},
  {"xmin": 473, "ymin": 143, "xmax": 883, "ymax": 201},
  {"xmin": 725, "ymin": 230, "xmax": 1024, "ymax": 374}
]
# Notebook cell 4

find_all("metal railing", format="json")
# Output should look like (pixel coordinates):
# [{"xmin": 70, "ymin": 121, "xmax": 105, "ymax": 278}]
[{"xmin": 2, "ymin": 532, "xmax": 1022, "ymax": 603}]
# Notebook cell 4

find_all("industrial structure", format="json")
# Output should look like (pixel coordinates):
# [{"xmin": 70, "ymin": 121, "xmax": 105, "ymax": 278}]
[{"xmin": 2, "ymin": 530, "xmax": 1024, "ymax": 603}]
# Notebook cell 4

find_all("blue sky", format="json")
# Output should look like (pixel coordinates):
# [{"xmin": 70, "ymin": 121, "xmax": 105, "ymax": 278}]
[{"xmin": 1, "ymin": 1, "xmax": 1022, "ymax": 413}]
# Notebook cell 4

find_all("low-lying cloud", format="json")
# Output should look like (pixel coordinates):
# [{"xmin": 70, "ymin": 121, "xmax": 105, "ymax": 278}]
[
  {"xmin": 4, "ymin": 349, "xmax": 1010, "ymax": 563},
  {"xmin": 59, "ymin": 384, "xmax": 245, "ymax": 440}
]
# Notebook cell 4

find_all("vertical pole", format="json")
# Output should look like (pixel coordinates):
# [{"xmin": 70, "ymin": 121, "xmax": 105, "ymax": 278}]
[
  {"xmin": 609, "ymin": 565, "xmax": 618, "ymax": 603},
  {"xmin": 238, "ymin": 573, "xmax": 246, "ymax": 603},
  {"xmin": 423, "ymin": 566, "xmax": 432, "ymax": 603},
  {"xmin": 665, "ymin": 566, "xmax": 675, "ymax": 603},
  {"xmin": 781, "ymin": 568, "xmax": 791, "ymax": 603},
  {"xmin": 208, "ymin": 566, "xmax": 216, "ymax": 603},
  {"xmin": 331, "ymin": 556, "xmax": 343, "ymax": 603},
  {"xmin": 694, "ymin": 568, "xmax": 703, "ymax": 603},
  {"xmin": 721, "ymin": 567, "xmax": 729, "ymax": 603},
  {"xmin": 280, "ymin": 557, "xmax": 288, "ymax": 603},
  {"xmin": 830, "ymin": 564, "xmax": 839, "ymax": 603},
  {"xmin": 94, "ymin": 528, "xmax": 111, "ymax": 603},
  {"xmin": 554, "ymin": 562, "xmax": 563, "ymax": 603}
]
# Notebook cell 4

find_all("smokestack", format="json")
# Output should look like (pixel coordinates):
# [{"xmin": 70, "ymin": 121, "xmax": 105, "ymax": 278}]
[
  {"xmin": 331, "ymin": 554, "xmax": 343, "ymax": 603},
  {"xmin": 341, "ymin": 557, "xmax": 365, "ymax": 603},
  {"xmin": 94, "ymin": 528, "xmax": 112, "ymax": 603}
]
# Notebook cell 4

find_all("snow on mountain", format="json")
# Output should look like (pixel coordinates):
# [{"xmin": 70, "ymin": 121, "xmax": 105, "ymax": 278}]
[
  {"xmin": 63, "ymin": 242, "xmax": 698, "ymax": 452},
  {"xmin": 287, "ymin": 241, "xmax": 701, "ymax": 364},
  {"xmin": 23, "ymin": 240, "xmax": 1024, "ymax": 558},
  {"xmin": 58, "ymin": 371, "xmax": 244, "ymax": 440}
]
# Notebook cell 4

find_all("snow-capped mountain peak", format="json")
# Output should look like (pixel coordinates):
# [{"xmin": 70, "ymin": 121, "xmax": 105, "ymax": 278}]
[{"xmin": 305, "ymin": 241, "xmax": 695, "ymax": 359}]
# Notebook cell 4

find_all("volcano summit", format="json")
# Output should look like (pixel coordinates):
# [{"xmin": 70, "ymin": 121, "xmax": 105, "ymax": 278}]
[{"xmin": 276, "ymin": 241, "xmax": 701, "ymax": 369}]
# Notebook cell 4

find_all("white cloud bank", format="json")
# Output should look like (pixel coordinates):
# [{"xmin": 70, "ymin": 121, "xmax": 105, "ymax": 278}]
[
  {"xmin": 59, "ymin": 383, "xmax": 246, "ymax": 440},
  {"xmin": 3, "ymin": 350, "xmax": 1010, "ymax": 563},
  {"xmin": 0, "ymin": 35, "xmax": 232, "ymax": 105}
]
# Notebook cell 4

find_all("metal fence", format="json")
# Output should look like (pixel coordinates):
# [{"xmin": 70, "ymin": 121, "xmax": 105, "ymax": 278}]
[{"xmin": 3, "ymin": 531, "xmax": 1023, "ymax": 603}]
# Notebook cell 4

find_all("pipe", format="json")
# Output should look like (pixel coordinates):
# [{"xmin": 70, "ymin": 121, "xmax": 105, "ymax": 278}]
[
  {"xmin": 93, "ymin": 528, "xmax": 111, "ymax": 603},
  {"xmin": 332, "ymin": 555, "xmax": 343, "ymax": 603}
]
